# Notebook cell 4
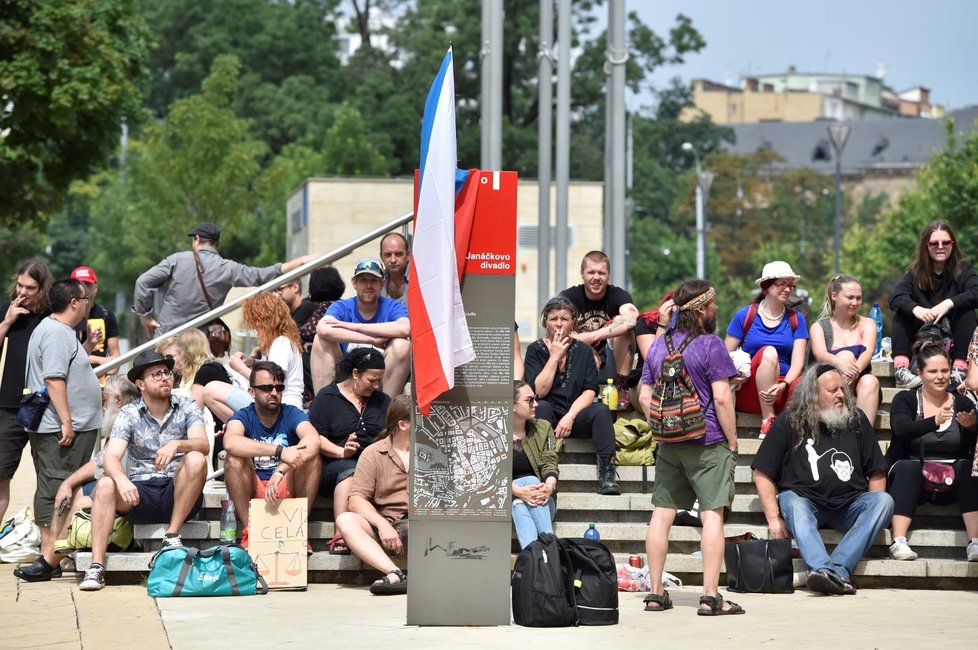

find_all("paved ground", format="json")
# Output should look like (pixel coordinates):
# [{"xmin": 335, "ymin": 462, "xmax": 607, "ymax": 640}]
[{"xmin": 4, "ymin": 448, "xmax": 978, "ymax": 649}]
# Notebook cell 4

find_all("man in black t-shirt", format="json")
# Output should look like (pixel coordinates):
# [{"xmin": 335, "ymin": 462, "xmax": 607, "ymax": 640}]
[
  {"xmin": 0, "ymin": 259, "xmax": 52, "ymax": 523},
  {"xmin": 751, "ymin": 364, "xmax": 893, "ymax": 596},
  {"xmin": 71, "ymin": 266, "xmax": 120, "ymax": 375},
  {"xmin": 559, "ymin": 251, "xmax": 639, "ymax": 408}
]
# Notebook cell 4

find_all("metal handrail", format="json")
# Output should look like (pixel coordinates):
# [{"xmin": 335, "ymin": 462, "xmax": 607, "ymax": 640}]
[{"xmin": 94, "ymin": 211, "xmax": 414, "ymax": 376}]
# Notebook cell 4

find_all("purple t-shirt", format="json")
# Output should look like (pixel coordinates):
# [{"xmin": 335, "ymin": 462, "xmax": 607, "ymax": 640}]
[{"xmin": 641, "ymin": 331, "xmax": 737, "ymax": 445}]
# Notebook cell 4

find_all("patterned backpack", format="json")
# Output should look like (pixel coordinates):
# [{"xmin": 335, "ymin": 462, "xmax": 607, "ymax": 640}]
[{"xmin": 647, "ymin": 333, "xmax": 706, "ymax": 443}]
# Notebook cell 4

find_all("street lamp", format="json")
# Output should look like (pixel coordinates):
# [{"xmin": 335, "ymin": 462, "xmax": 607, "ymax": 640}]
[
  {"xmin": 682, "ymin": 142, "xmax": 713, "ymax": 280},
  {"xmin": 827, "ymin": 123, "xmax": 851, "ymax": 274}
]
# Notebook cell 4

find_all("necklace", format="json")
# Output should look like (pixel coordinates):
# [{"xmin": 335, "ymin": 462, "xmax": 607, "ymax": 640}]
[{"xmin": 759, "ymin": 301, "xmax": 785, "ymax": 321}]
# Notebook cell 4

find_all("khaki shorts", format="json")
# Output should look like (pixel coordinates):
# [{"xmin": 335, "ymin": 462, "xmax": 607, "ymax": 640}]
[
  {"xmin": 651, "ymin": 442, "xmax": 736, "ymax": 512},
  {"xmin": 29, "ymin": 429, "xmax": 98, "ymax": 526}
]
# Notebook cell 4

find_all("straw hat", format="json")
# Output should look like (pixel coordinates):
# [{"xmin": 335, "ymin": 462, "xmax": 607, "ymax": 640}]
[{"xmin": 755, "ymin": 261, "xmax": 800, "ymax": 286}]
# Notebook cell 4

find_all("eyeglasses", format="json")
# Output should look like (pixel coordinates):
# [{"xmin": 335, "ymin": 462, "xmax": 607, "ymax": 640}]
[
  {"xmin": 253, "ymin": 383, "xmax": 286, "ymax": 394},
  {"xmin": 354, "ymin": 259, "xmax": 385, "ymax": 275},
  {"xmin": 927, "ymin": 240, "xmax": 954, "ymax": 250},
  {"xmin": 148, "ymin": 368, "xmax": 173, "ymax": 381},
  {"xmin": 773, "ymin": 281, "xmax": 796, "ymax": 290},
  {"xmin": 75, "ymin": 296, "xmax": 91, "ymax": 302}
]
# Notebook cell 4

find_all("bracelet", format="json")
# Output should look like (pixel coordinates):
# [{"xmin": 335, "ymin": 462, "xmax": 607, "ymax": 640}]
[{"xmin": 273, "ymin": 469, "xmax": 286, "ymax": 478}]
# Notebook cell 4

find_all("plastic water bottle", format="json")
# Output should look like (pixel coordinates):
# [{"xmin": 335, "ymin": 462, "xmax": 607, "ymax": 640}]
[
  {"xmin": 219, "ymin": 494, "xmax": 236, "ymax": 545},
  {"xmin": 869, "ymin": 303, "xmax": 883, "ymax": 359},
  {"xmin": 601, "ymin": 379, "xmax": 618, "ymax": 411},
  {"xmin": 583, "ymin": 523, "xmax": 601, "ymax": 541},
  {"xmin": 880, "ymin": 336, "xmax": 893, "ymax": 362}
]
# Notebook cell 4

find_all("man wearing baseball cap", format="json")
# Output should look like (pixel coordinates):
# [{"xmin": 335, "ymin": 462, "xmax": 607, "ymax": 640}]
[
  {"xmin": 70, "ymin": 266, "xmax": 120, "ymax": 374},
  {"xmin": 311, "ymin": 257, "xmax": 411, "ymax": 396},
  {"xmin": 133, "ymin": 222, "xmax": 316, "ymax": 337}
]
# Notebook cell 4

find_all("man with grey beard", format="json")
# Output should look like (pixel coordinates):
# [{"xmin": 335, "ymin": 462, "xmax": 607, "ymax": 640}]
[{"xmin": 752, "ymin": 364, "xmax": 893, "ymax": 596}]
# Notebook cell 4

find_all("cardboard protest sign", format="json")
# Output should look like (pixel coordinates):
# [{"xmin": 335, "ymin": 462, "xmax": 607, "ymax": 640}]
[{"xmin": 248, "ymin": 497, "xmax": 307, "ymax": 590}]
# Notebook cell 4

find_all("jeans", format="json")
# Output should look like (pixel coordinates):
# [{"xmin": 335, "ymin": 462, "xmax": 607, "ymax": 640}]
[
  {"xmin": 512, "ymin": 476, "xmax": 556, "ymax": 549},
  {"xmin": 778, "ymin": 489, "xmax": 894, "ymax": 581}
]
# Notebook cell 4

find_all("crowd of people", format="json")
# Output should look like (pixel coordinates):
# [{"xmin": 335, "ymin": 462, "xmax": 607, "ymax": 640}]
[{"xmin": 2, "ymin": 218, "xmax": 977, "ymax": 608}]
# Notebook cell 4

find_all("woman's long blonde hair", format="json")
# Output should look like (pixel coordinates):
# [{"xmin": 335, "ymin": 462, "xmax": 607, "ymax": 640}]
[{"xmin": 175, "ymin": 329, "xmax": 214, "ymax": 389}]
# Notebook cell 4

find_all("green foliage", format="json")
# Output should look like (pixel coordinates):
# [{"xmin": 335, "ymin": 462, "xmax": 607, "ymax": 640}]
[
  {"xmin": 0, "ymin": 0, "xmax": 149, "ymax": 227},
  {"xmin": 323, "ymin": 103, "xmax": 389, "ymax": 176}
]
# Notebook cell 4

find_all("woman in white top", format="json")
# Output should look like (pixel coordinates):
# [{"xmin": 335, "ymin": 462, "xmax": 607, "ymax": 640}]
[{"xmin": 204, "ymin": 292, "xmax": 305, "ymax": 421}]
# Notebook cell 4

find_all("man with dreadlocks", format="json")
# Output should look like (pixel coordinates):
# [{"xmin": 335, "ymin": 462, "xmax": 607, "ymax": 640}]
[
  {"xmin": 638, "ymin": 279, "xmax": 743, "ymax": 616},
  {"xmin": 752, "ymin": 364, "xmax": 893, "ymax": 596}
]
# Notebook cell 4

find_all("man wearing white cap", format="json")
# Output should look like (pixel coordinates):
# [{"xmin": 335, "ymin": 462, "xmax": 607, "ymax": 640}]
[
  {"xmin": 311, "ymin": 258, "xmax": 411, "ymax": 396},
  {"xmin": 70, "ymin": 266, "xmax": 120, "ymax": 373}
]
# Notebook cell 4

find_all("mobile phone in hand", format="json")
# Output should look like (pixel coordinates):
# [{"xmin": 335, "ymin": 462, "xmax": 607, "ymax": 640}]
[{"xmin": 57, "ymin": 498, "xmax": 69, "ymax": 516}]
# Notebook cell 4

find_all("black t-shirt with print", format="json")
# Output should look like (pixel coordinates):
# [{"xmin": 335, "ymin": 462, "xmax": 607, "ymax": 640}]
[
  {"xmin": 559, "ymin": 284, "xmax": 633, "ymax": 354},
  {"xmin": 751, "ymin": 410, "xmax": 887, "ymax": 510},
  {"xmin": 524, "ymin": 338, "xmax": 599, "ymax": 418}
]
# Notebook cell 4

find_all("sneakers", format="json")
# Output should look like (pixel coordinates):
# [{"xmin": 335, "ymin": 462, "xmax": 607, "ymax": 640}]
[
  {"xmin": 162, "ymin": 534, "xmax": 183, "ymax": 549},
  {"xmin": 758, "ymin": 415, "xmax": 776, "ymax": 440},
  {"xmin": 895, "ymin": 366, "xmax": 922, "ymax": 389},
  {"xmin": 967, "ymin": 538, "xmax": 978, "ymax": 562},
  {"xmin": 79, "ymin": 563, "xmax": 105, "ymax": 591},
  {"xmin": 889, "ymin": 536, "xmax": 918, "ymax": 561},
  {"xmin": 13, "ymin": 556, "xmax": 62, "ymax": 582}
]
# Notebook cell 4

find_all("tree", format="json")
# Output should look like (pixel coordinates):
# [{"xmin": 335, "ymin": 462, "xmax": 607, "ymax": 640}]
[{"xmin": 0, "ymin": 0, "xmax": 149, "ymax": 227}]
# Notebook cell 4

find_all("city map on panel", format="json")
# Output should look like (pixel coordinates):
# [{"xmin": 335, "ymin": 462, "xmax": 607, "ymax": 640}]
[{"xmin": 412, "ymin": 402, "xmax": 510, "ymax": 518}]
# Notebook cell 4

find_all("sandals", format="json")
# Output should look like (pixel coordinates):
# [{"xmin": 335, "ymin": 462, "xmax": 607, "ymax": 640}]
[
  {"xmin": 697, "ymin": 593, "xmax": 745, "ymax": 616},
  {"xmin": 643, "ymin": 590, "xmax": 673, "ymax": 612},
  {"xmin": 806, "ymin": 569, "xmax": 844, "ymax": 595},
  {"xmin": 369, "ymin": 568, "xmax": 407, "ymax": 595},
  {"xmin": 326, "ymin": 533, "xmax": 351, "ymax": 555}
]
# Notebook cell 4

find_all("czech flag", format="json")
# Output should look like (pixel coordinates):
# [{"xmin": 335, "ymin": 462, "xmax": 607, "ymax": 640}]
[{"xmin": 409, "ymin": 47, "xmax": 476, "ymax": 416}]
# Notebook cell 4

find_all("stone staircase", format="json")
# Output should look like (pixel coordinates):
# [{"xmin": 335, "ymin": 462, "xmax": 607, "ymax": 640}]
[{"xmin": 77, "ymin": 362, "xmax": 978, "ymax": 589}]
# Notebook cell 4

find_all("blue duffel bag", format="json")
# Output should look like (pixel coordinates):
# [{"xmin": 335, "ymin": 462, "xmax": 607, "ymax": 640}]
[{"xmin": 147, "ymin": 544, "xmax": 268, "ymax": 597}]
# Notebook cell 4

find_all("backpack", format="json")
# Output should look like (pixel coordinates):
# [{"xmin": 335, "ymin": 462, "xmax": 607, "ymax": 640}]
[
  {"xmin": 614, "ymin": 418, "xmax": 656, "ymax": 466},
  {"xmin": 647, "ymin": 333, "xmax": 707, "ymax": 443},
  {"xmin": 54, "ymin": 508, "xmax": 134, "ymax": 553},
  {"xmin": 0, "ymin": 507, "xmax": 41, "ymax": 564},
  {"xmin": 511, "ymin": 533, "xmax": 578, "ymax": 627},
  {"xmin": 557, "ymin": 537, "xmax": 619, "ymax": 625}
]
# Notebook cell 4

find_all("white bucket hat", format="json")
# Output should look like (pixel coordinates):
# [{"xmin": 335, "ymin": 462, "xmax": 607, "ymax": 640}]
[{"xmin": 755, "ymin": 261, "xmax": 801, "ymax": 286}]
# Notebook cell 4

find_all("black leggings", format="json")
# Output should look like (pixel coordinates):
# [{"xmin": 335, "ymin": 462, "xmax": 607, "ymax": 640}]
[
  {"xmin": 534, "ymin": 400, "xmax": 616, "ymax": 463},
  {"xmin": 887, "ymin": 458, "xmax": 978, "ymax": 518},
  {"xmin": 891, "ymin": 308, "xmax": 977, "ymax": 362}
]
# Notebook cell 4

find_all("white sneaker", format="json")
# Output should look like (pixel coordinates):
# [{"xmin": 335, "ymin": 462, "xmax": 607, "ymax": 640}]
[
  {"xmin": 967, "ymin": 538, "xmax": 978, "ymax": 562},
  {"xmin": 895, "ymin": 367, "xmax": 922, "ymax": 389},
  {"xmin": 79, "ymin": 564, "xmax": 105, "ymax": 591},
  {"xmin": 889, "ymin": 537, "xmax": 918, "ymax": 561},
  {"xmin": 162, "ymin": 535, "xmax": 183, "ymax": 549}
]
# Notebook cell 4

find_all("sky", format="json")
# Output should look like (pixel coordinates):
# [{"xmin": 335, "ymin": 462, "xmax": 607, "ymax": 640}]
[{"xmin": 622, "ymin": 0, "xmax": 978, "ymax": 111}]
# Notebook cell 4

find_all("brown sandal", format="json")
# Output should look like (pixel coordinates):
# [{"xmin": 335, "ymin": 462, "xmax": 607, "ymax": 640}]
[
  {"xmin": 643, "ymin": 590, "xmax": 673, "ymax": 611},
  {"xmin": 697, "ymin": 593, "xmax": 745, "ymax": 616}
]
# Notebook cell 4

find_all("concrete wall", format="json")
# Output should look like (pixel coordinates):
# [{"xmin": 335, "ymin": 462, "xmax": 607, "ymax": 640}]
[{"xmin": 287, "ymin": 177, "xmax": 605, "ymax": 343}]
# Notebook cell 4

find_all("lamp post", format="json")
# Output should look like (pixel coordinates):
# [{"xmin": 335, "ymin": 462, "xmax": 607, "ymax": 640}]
[
  {"xmin": 682, "ymin": 142, "xmax": 714, "ymax": 280},
  {"xmin": 827, "ymin": 123, "xmax": 851, "ymax": 274}
]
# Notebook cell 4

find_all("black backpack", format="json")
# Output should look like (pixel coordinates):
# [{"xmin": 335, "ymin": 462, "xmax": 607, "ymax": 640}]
[
  {"xmin": 557, "ymin": 537, "xmax": 619, "ymax": 625},
  {"xmin": 511, "ymin": 533, "xmax": 578, "ymax": 627}
]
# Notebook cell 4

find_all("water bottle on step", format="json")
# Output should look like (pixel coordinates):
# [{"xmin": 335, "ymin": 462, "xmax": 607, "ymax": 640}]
[{"xmin": 583, "ymin": 523, "xmax": 601, "ymax": 541}]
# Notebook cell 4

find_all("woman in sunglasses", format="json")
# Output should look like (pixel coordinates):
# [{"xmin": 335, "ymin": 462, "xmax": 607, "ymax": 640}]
[
  {"xmin": 524, "ymin": 297, "xmax": 619, "ymax": 495},
  {"xmin": 510, "ymin": 380, "xmax": 559, "ymax": 548},
  {"xmin": 724, "ymin": 261, "xmax": 809, "ymax": 438},
  {"xmin": 889, "ymin": 220, "xmax": 978, "ymax": 390}
]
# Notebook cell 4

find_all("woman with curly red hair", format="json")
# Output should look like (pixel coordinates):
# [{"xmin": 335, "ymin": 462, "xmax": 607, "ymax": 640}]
[{"xmin": 204, "ymin": 292, "xmax": 304, "ymax": 421}]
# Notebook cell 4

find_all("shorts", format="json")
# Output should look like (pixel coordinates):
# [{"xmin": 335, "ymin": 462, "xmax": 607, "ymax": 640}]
[
  {"xmin": 318, "ymin": 457, "xmax": 357, "ymax": 496},
  {"xmin": 125, "ymin": 476, "xmax": 203, "ymax": 525},
  {"xmin": 0, "ymin": 408, "xmax": 29, "ymax": 480},
  {"xmin": 734, "ymin": 347, "xmax": 801, "ymax": 414},
  {"xmin": 225, "ymin": 386, "xmax": 254, "ymax": 413},
  {"xmin": 651, "ymin": 442, "xmax": 736, "ymax": 512},
  {"xmin": 29, "ymin": 428, "xmax": 98, "ymax": 526},
  {"xmin": 375, "ymin": 516, "xmax": 409, "ymax": 556},
  {"xmin": 254, "ymin": 472, "xmax": 294, "ymax": 500}
]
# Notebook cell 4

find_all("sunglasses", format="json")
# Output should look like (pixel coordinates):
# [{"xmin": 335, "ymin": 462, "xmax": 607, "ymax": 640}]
[
  {"xmin": 927, "ymin": 240, "xmax": 954, "ymax": 250},
  {"xmin": 354, "ymin": 260, "xmax": 385, "ymax": 274},
  {"xmin": 253, "ymin": 383, "xmax": 286, "ymax": 394},
  {"xmin": 519, "ymin": 396, "xmax": 537, "ymax": 404}
]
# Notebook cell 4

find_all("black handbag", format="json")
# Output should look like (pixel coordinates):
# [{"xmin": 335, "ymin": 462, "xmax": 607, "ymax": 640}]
[
  {"xmin": 16, "ymin": 388, "xmax": 50, "ymax": 431},
  {"xmin": 724, "ymin": 537, "xmax": 794, "ymax": 593}
]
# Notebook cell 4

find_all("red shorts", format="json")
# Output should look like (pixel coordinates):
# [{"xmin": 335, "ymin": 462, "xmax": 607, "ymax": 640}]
[
  {"xmin": 735, "ymin": 347, "xmax": 801, "ymax": 415},
  {"xmin": 254, "ymin": 472, "xmax": 294, "ymax": 500}
]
